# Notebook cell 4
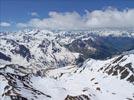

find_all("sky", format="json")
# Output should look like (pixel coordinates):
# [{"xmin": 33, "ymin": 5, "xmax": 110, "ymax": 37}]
[{"xmin": 0, "ymin": 0, "xmax": 134, "ymax": 31}]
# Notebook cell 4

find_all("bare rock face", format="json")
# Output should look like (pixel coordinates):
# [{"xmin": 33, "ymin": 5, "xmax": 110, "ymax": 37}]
[
  {"xmin": 0, "ymin": 52, "xmax": 11, "ymax": 61},
  {"xmin": 0, "ymin": 64, "xmax": 51, "ymax": 100},
  {"xmin": 98, "ymin": 55, "xmax": 134, "ymax": 84},
  {"xmin": 65, "ymin": 94, "xmax": 91, "ymax": 100}
]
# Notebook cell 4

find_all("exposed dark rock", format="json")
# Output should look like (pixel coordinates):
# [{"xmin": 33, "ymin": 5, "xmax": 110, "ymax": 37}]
[
  {"xmin": 120, "ymin": 69, "xmax": 129, "ymax": 79},
  {"xmin": 112, "ymin": 55, "xmax": 124, "ymax": 63},
  {"xmin": 10, "ymin": 96, "xmax": 28, "ymax": 100},
  {"xmin": 38, "ymin": 39, "xmax": 50, "ymax": 54},
  {"xmin": 0, "ymin": 52, "xmax": 11, "ymax": 61},
  {"xmin": 11, "ymin": 45, "xmax": 31, "ymax": 61},
  {"xmin": 127, "ymin": 75, "xmax": 134, "ymax": 83},
  {"xmin": 65, "ymin": 94, "xmax": 90, "ymax": 100}
]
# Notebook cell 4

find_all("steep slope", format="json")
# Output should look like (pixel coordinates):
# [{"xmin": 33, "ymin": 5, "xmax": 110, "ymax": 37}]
[
  {"xmin": 67, "ymin": 34, "xmax": 134, "ymax": 60},
  {"xmin": 0, "ymin": 52, "xmax": 134, "ymax": 100},
  {"xmin": 47, "ymin": 52, "xmax": 134, "ymax": 100},
  {"xmin": 0, "ymin": 30, "xmax": 79, "ymax": 70}
]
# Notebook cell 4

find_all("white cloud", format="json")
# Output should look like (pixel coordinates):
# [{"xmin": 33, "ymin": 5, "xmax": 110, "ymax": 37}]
[
  {"xmin": 28, "ymin": 12, "xmax": 87, "ymax": 30},
  {"xmin": 31, "ymin": 12, "xmax": 39, "ymax": 17},
  {"xmin": 0, "ymin": 22, "xmax": 11, "ymax": 27},
  {"xmin": 17, "ymin": 23, "xmax": 27, "ymax": 28},
  {"xmin": 18, "ymin": 8, "xmax": 134, "ymax": 30},
  {"xmin": 85, "ymin": 8, "xmax": 134, "ymax": 28}
]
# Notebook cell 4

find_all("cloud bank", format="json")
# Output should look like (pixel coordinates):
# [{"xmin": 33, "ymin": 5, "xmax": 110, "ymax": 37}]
[
  {"xmin": 0, "ymin": 22, "xmax": 11, "ymax": 27},
  {"xmin": 31, "ymin": 12, "xmax": 39, "ymax": 17},
  {"xmin": 17, "ymin": 8, "xmax": 134, "ymax": 30}
]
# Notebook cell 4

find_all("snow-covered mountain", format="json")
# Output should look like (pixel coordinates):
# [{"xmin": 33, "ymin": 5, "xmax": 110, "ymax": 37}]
[
  {"xmin": 0, "ymin": 29, "xmax": 134, "ymax": 100},
  {"xmin": 0, "ymin": 51, "xmax": 134, "ymax": 100},
  {"xmin": 0, "ymin": 29, "xmax": 80, "ymax": 70},
  {"xmin": 0, "ymin": 29, "xmax": 134, "ymax": 68}
]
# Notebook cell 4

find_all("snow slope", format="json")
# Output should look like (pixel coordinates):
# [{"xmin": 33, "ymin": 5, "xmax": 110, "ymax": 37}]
[{"xmin": 0, "ymin": 52, "xmax": 134, "ymax": 100}]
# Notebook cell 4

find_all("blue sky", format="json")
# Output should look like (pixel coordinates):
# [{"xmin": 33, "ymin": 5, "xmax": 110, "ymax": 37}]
[{"xmin": 0, "ymin": 0, "xmax": 134, "ymax": 31}]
